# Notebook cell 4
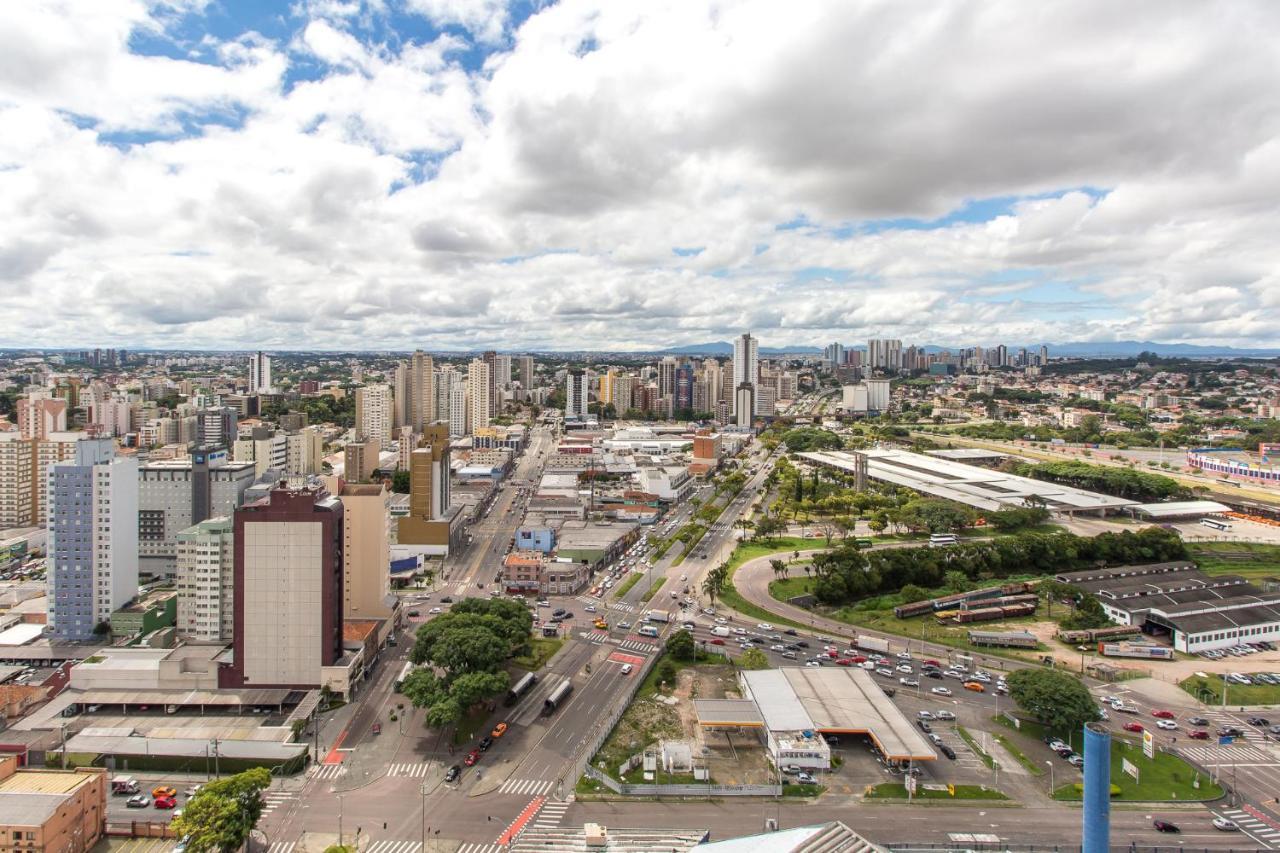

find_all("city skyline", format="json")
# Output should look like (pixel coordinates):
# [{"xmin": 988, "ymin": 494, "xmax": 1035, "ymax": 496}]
[{"xmin": 3, "ymin": 2, "xmax": 1279, "ymax": 351}]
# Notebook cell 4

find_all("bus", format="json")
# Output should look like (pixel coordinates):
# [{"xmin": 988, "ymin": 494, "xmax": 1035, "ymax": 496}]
[
  {"xmin": 1200, "ymin": 517, "xmax": 1232, "ymax": 531},
  {"xmin": 542, "ymin": 679, "xmax": 574, "ymax": 716},
  {"xmin": 505, "ymin": 672, "xmax": 538, "ymax": 707},
  {"xmin": 929, "ymin": 533, "xmax": 959, "ymax": 548},
  {"xmin": 394, "ymin": 663, "xmax": 415, "ymax": 693}
]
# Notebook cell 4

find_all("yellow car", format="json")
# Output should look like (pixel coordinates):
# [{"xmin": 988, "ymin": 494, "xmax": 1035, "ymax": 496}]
[{"xmin": 151, "ymin": 785, "xmax": 177, "ymax": 799}]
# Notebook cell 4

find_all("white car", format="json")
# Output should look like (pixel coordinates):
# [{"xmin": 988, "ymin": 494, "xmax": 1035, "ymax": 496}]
[
  {"xmin": 770, "ymin": 644, "xmax": 786, "ymax": 652},
  {"xmin": 900, "ymin": 678, "xmax": 919, "ymax": 687},
  {"xmin": 756, "ymin": 623, "xmax": 774, "ymax": 631},
  {"xmin": 429, "ymin": 607, "xmax": 442, "ymax": 614},
  {"xmin": 715, "ymin": 617, "xmax": 728, "ymax": 625},
  {"xmin": 931, "ymin": 687, "xmax": 953, "ymax": 696},
  {"xmin": 1156, "ymin": 719, "xmax": 1177, "ymax": 730},
  {"xmin": 896, "ymin": 664, "xmax": 913, "ymax": 674},
  {"xmin": 733, "ymin": 628, "xmax": 747, "ymax": 635}
]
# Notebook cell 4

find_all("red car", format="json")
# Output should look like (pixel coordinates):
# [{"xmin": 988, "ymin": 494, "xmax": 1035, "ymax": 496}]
[
  {"xmin": 708, "ymin": 638, "xmax": 725, "ymax": 645},
  {"xmin": 154, "ymin": 796, "xmax": 177, "ymax": 810},
  {"xmin": 1123, "ymin": 722, "xmax": 1144, "ymax": 733},
  {"xmin": 1152, "ymin": 710, "xmax": 1175, "ymax": 719},
  {"xmin": 923, "ymin": 659, "xmax": 941, "ymax": 667},
  {"xmin": 834, "ymin": 658, "xmax": 853, "ymax": 666},
  {"xmin": 850, "ymin": 655, "xmax": 868, "ymax": 664},
  {"xmin": 464, "ymin": 749, "xmax": 481, "ymax": 767},
  {"xmin": 1189, "ymin": 730, "xmax": 1210, "ymax": 740}
]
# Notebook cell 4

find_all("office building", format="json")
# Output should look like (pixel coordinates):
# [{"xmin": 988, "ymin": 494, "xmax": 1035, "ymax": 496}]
[
  {"xmin": 657, "ymin": 357, "xmax": 678, "ymax": 399},
  {"xmin": 732, "ymin": 333, "xmax": 759, "ymax": 416},
  {"xmin": 565, "ymin": 369, "xmax": 591, "ymax": 420},
  {"xmin": 355, "ymin": 383, "xmax": 393, "ymax": 447},
  {"xmin": 248, "ymin": 351, "xmax": 273, "ymax": 393},
  {"xmin": 196, "ymin": 406, "xmax": 238, "ymax": 448},
  {"xmin": 396, "ymin": 424, "xmax": 458, "ymax": 555},
  {"xmin": 867, "ymin": 339, "xmax": 902, "ymax": 372},
  {"xmin": 675, "ymin": 364, "xmax": 694, "ymax": 411},
  {"xmin": 494, "ymin": 354, "xmax": 512, "ymax": 388},
  {"xmin": 47, "ymin": 438, "xmax": 138, "ymax": 641},
  {"xmin": 0, "ymin": 757, "xmax": 107, "ymax": 853},
  {"xmin": 137, "ymin": 447, "xmax": 256, "ymax": 577},
  {"xmin": 482, "ymin": 351, "xmax": 498, "ymax": 417},
  {"xmin": 225, "ymin": 482, "xmax": 343, "ymax": 690},
  {"xmin": 515, "ymin": 355, "xmax": 536, "ymax": 388},
  {"xmin": 324, "ymin": 478, "xmax": 395, "ymax": 628},
  {"xmin": 175, "ymin": 516, "xmax": 235, "ymax": 642},
  {"xmin": 17, "ymin": 392, "xmax": 67, "ymax": 440},
  {"xmin": 468, "ymin": 359, "xmax": 491, "ymax": 433}
]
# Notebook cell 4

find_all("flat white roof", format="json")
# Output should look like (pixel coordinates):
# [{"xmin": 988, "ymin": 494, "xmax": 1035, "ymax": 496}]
[
  {"xmin": 0, "ymin": 623, "xmax": 45, "ymax": 646},
  {"xmin": 1132, "ymin": 500, "xmax": 1231, "ymax": 518},
  {"xmin": 799, "ymin": 449, "xmax": 1137, "ymax": 514}
]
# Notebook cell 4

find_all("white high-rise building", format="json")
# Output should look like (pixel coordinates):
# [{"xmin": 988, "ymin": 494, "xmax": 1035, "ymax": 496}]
[
  {"xmin": 657, "ymin": 357, "xmax": 678, "ymax": 399},
  {"xmin": 355, "ymin": 383, "xmax": 393, "ymax": 447},
  {"xmin": 248, "ymin": 351, "xmax": 273, "ymax": 394},
  {"xmin": 47, "ymin": 439, "xmax": 138, "ymax": 641},
  {"xmin": 866, "ymin": 379, "xmax": 891, "ymax": 412},
  {"xmin": 867, "ymin": 339, "xmax": 903, "ymax": 372},
  {"xmin": 448, "ymin": 384, "xmax": 468, "ymax": 437},
  {"xmin": 468, "ymin": 359, "xmax": 491, "ymax": 434},
  {"xmin": 494, "ymin": 354, "xmax": 512, "ymax": 388},
  {"xmin": 175, "ymin": 517, "xmax": 235, "ymax": 643},
  {"xmin": 565, "ymin": 370, "xmax": 591, "ymax": 420},
  {"xmin": 732, "ymin": 333, "xmax": 759, "ymax": 415}
]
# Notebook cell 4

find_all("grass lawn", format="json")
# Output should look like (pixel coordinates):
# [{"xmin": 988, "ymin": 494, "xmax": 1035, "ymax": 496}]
[
  {"xmin": 1181, "ymin": 673, "xmax": 1280, "ymax": 706},
  {"xmin": 770, "ymin": 575, "xmax": 816, "ymax": 600},
  {"xmin": 865, "ymin": 783, "xmax": 1008, "ymax": 800},
  {"xmin": 1190, "ymin": 542, "xmax": 1280, "ymax": 579},
  {"xmin": 451, "ymin": 707, "xmax": 490, "ymax": 746},
  {"xmin": 613, "ymin": 572, "xmax": 642, "ymax": 599},
  {"xmin": 512, "ymin": 637, "xmax": 563, "ymax": 671},
  {"xmin": 992, "ymin": 733, "xmax": 1043, "ymax": 775},
  {"xmin": 724, "ymin": 537, "xmax": 830, "ymax": 571},
  {"xmin": 1052, "ymin": 739, "xmax": 1222, "ymax": 802},
  {"xmin": 640, "ymin": 576, "xmax": 667, "ymax": 603},
  {"xmin": 782, "ymin": 783, "xmax": 827, "ymax": 797}
]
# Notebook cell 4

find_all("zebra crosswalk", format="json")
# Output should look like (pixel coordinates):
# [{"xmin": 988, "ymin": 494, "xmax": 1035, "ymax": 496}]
[
  {"xmin": 313, "ymin": 763, "xmax": 346, "ymax": 780},
  {"xmin": 1183, "ymin": 743, "xmax": 1277, "ymax": 765},
  {"xmin": 260, "ymin": 791, "xmax": 294, "ymax": 815},
  {"xmin": 457, "ymin": 844, "xmax": 502, "ymax": 853},
  {"xmin": 365, "ymin": 841, "xmax": 422, "ymax": 853},
  {"xmin": 499, "ymin": 777, "xmax": 554, "ymax": 796},
  {"xmin": 532, "ymin": 799, "xmax": 570, "ymax": 830},
  {"xmin": 1219, "ymin": 808, "xmax": 1280, "ymax": 847},
  {"xmin": 267, "ymin": 843, "xmax": 296, "ymax": 853},
  {"xmin": 581, "ymin": 630, "xmax": 609, "ymax": 644},
  {"xmin": 610, "ymin": 601, "xmax": 635, "ymax": 613},
  {"xmin": 618, "ymin": 639, "xmax": 656, "ymax": 653},
  {"xmin": 387, "ymin": 762, "xmax": 435, "ymax": 778}
]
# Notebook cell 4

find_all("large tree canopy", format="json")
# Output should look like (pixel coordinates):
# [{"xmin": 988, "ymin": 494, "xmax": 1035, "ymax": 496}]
[
  {"xmin": 172, "ymin": 768, "xmax": 271, "ymax": 853},
  {"xmin": 1006, "ymin": 668, "xmax": 1099, "ymax": 736}
]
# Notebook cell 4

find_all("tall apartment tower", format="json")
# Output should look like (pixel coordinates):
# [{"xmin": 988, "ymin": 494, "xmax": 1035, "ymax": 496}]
[
  {"xmin": 565, "ymin": 370, "xmax": 590, "ymax": 420},
  {"xmin": 448, "ymin": 382, "xmax": 467, "ymax": 438},
  {"xmin": 494, "ymin": 355, "xmax": 512, "ymax": 388},
  {"xmin": 468, "ymin": 359, "xmax": 491, "ymax": 434},
  {"xmin": 248, "ymin": 352, "xmax": 273, "ymax": 394},
  {"xmin": 175, "ymin": 516, "xmax": 235, "ymax": 643},
  {"xmin": 47, "ymin": 439, "xmax": 139, "ymax": 641},
  {"xmin": 323, "ymin": 478, "xmax": 393, "ymax": 625},
  {"xmin": 515, "ymin": 356, "xmax": 535, "ymax": 388},
  {"xmin": 702, "ymin": 359, "xmax": 723, "ymax": 406},
  {"xmin": 393, "ymin": 361, "xmax": 410, "ymax": 429},
  {"xmin": 17, "ymin": 391, "xmax": 68, "ymax": 440},
  {"xmin": 1039, "ymin": 345, "xmax": 1050, "ymax": 366},
  {"xmin": 409, "ymin": 351, "xmax": 434, "ymax": 431},
  {"xmin": 482, "ymin": 351, "xmax": 498, "ymax": 417},
  {"xmin": 657, "ymin": 357, "xmax": 678, "ymax": 399},
  {"xmin": 225, "ymin": 483, "xmax": 343, "ymax": 689},
  {"xmin": 355, "ymin": 383, "xmax": 393, "ymax": 448},
  {"xmin": 732, "ymin": 333, "xmax": 759, "ymax": 416},
  {"xmin": 867, "ymin": 339, "xmax": 903, "ymax": 373},
  {"xmin": 397, "ymin": 423, "xmax": 453, "ymax": 551}
]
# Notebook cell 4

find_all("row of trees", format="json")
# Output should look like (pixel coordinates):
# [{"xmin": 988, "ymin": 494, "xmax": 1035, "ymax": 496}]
[
  {"xmin": 1012, "ymin": 460, "xmax": 1190, "ymax": 501},
  {"xmin": 401, "ymin": 598, "xmax": 533, "ymax": 727},
  {"xmin": 810, "ymin": 527, "xmax": 1187, "ymax": 606}
]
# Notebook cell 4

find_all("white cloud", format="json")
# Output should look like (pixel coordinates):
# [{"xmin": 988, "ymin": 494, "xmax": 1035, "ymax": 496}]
[{"xmin": 1, "ymin": 0, "xmax": 1280, "ymax": 350}]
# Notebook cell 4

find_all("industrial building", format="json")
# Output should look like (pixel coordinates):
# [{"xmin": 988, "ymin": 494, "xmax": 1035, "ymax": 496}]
[
  {"xmin": 798, "ymin": 448, "xmax": 1136, "ymax": 516},
  {"xmin": 1057, "ymin": 562, "xmax": 1280, "ymax": 653},
  {"xmin": 694, "ymin": 668, "xmax": 934, "ymax": 771}
]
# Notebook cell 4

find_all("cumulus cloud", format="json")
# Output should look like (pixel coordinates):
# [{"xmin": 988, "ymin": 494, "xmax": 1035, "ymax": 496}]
[{"xmin": 1, "ymin": 0, "xmax": 1279, "ymax": 350}]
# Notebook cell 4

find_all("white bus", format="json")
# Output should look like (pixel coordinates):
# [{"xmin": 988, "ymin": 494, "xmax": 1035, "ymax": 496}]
[
  {"xmin": 1200, "ymin": 517, "xmax": 1232, "ymax": 531},
  {"xmin": 928, "ymin": 533, "xmax": 959, "ymax": 548}
]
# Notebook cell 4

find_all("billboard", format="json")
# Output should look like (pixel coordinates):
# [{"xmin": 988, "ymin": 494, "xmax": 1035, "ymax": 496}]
[
  {"xmin": 1143, "ymin": 730, "xmax": 1155, "ymax": 759},
  {"xmin": 1122, "ymin": 757, "xmax": 1140, "ymax": 783}
]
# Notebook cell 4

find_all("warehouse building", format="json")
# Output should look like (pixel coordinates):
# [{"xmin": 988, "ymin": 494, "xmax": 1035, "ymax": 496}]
[
  {"xmin": 694, "ymin": 668, "xmax": 934, "ymax": 771},
  {"xmin": 1057, "ymin": 562, "xmax": 1280, "ymax": 653}
]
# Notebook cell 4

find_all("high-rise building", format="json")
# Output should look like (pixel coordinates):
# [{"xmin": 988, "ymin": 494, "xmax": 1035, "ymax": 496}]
[
  {"xmin": 248, "ymin": 351, "xmax": 272, "ymax": 394},
  {"xmin": 657, "ymin": 357, "xmax": 678, "ymax": 400},
  {"xmin": 397, "ymin": 423, "xmax": 453, "ymax": 552},
  {"xmin": 225, "ymin": 482, "xmax": 343, "ymax": 689},
  {"xmin": 702, "ymin": 358, "xmax": 723, "ymax": 405},
  {"xmin": 344, "ymin": 439, "xmax": 380, "ymax": 483},
  {"xmin": 1039, "ymin": 344, "xmax": 1049, "ymax": 366},
  {"xmin": 233, "ymin": 427, "xmax": 288, "ymax": 477},
  {"xmin": 448, "ymin": 384, "xmax": 467, "ymax": 437},
  {"xmin": 196, "ymin": 407, "xmax": 238, "ymax": 448},
  {"xmin": 0, "ymin": 430, "xmax": 80, "ymax": 529},
  {"xmin": 675, "ymin": 364, "xmax": 694, "ymax": 411},
  {"xmin": 175, "ymin": 516, "xmax": 235, "ymax": 642},
  {"xmin": 355, "ymin": 383, "xmax": 393, "ymax": 448},
  {"xmin": 326, "ymin": 478, "xmax": 393, "ymax": 625},
  {"xmin": 494, "ymin": 354, "xmax": 512, "ymax": 388},
  {"xmin": 482, "ymin": 351, "xmax": 498, "ymax": 417},
  {"xmin": 611, "ymin": 374, "xmax": 634, "ymax": 413},
  {"xmin": 734, "ymin": 383, "xmax": 755, "ymax": 428},
  {"xmin": 433, "ymin": 365, "xmax": 459, "ymax": 425},
  {"xmin": 17, "ymin": 391, "xmax": 67, "ymax": 440},
  {"xmin": 137, "ymin": 447, "xmax": 256, "ymax": 578},
  {"xmin": 410, "ymin": 351, "xmax": 434, "ymax": 432},
  {"xmin": 867, "ymin": 339, "xmax": 902, "ymax": 372},
  {"xmin": 468, "ymin": 359, "xmax": 491, "ymax": 433},
  {"xmin": 823, "ymin": 342, "xmax": 845, "ymax": 366},
  {"xmin": 565, "ymin": 370, "xmax": 590, "ymax": 420},
  {"xmin": 732, "ymin": 333, "xmax": 759, "ymax": 416},
  {"xmin": 89, "ymin": 398, "xmax": 132, "ymax": 437},
  {"xmin": 865, "ymin": 378, "xmax": 891, "ymax": 412},
  {"xmin": 393, "ymin": 360, "xmax": 410, "ymax": 429},
  {"xmin": 47, "ymin": 439, "xmax": 138, "ymax": 641},
  {"xmin": 995, "ymin": 344, "xmax": 1009, "ymax": 368},
  {"xmin": 598, "ymin": 370, "xmax": 616, "ymax": 410},
  {"xmin": 285, "ymin": 426, "xmax": 325, "ymax": 475}
]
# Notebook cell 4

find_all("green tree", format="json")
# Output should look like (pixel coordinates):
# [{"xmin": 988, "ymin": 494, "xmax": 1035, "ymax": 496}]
[
  {"xmin": 702, "ymin": 564, "xmax": 728, "ymax": 609},
  {"xmin": 171, "ymin": 768, "xmax": 271, "ymax": 853},
  {"xmin": 943, "ymin": 571, "xmax": 971, "ymax": 593},
  {"xmin": 738, "ymin": 648, "xmax": 769, "ymax": 670},
  {"xmin": 769, "ymin": 558, "xmax": 788, "ymax": 580},
  {"xmin": 1006, "ymin": 669, "xmax": 1099, "ymax": 735},
  {"xmin": 666, "ymin": 629, "xmax": 697, "ymax": 662},
  {"xmin": 899, "ymin": 584, "xmax": 929, "ymax": 604},
  {"xmin": 1061, "ymin": 593, "xmax": 1112, "ymax": 630},
  {"xmin": 391, "ymin": 470, "xmax": 411, "ymax": 494},
  {"xmin": 657, "ymin": 659, "xmax": 678, "ymax": 686}
]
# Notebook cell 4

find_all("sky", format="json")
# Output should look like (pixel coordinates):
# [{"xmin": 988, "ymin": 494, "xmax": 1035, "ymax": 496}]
[{"xmin": 2, "ymin": 0, "xmax": 1279, "ymax": 352}]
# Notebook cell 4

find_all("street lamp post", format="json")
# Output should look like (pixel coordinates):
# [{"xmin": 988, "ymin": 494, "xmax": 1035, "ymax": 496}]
[
  {"xmin": 1045, "ymin": 759, "xmax": 1054, "ymax": 794},
  {"xmin": 334, "ymin": 791, "xmax": 344, "ymax": 849}
]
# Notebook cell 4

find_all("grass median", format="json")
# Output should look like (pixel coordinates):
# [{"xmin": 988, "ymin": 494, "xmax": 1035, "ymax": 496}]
[
  {"xmin": 613, "ymin": 572, "xmax": 642, "ymax": 599},
  {"xmin": 1051, "ymin": 738, "xmax": 1222, "ymax": 802},
  {"xmin": 1181, "ymin": 673, "xmax": 1280, "ymax": 706},
  {"xmin": 865, "ymin": 782, "xmax": 1008, "ymax": 800},
  {"xmin": 956, "ymin": 726, "xmax": 996, "ymax": 769},
  {"xmin": 640, "ymin": 576, "xmax": 667, "ymax": 603}
]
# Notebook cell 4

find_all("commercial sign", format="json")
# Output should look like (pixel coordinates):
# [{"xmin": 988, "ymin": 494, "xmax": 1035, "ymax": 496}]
[
  {"xmin": 1122, "ymin": 757, "xmax": 1140, "ymax": 783},
  {"xmin": 1143, "ymin": 730, "xmax": 1155, "ymax": 759}
]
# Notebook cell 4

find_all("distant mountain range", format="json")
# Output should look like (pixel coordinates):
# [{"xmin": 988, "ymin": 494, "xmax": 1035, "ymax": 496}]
[{"xmin": 657, "ymin": 340, "xmax": 1280, "ymax": 358}]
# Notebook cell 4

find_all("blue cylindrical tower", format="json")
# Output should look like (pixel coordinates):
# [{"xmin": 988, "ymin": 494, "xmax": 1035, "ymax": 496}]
[{"xmin": 1083, "ymin": 723, "xmax": 1111, "ymax": 853}]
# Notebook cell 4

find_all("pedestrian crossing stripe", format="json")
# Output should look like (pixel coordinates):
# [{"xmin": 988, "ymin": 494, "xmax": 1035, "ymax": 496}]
[
  {"xmin": 581, "ymin": 630, "xmax": 609, "ymax": 644},
  {"xmin": 1182, "ymin": 744, "xmax": 1275, "ymax": 763},
  {"xmin": 260, "ymin": 792, "xmax": 293, "ymax": 812},
  {"xmin": 457, "ymin": 844, "xmax": 502, "ymax": 853},
  {"xmin": 611, "ymin": 602, "xmax": 635, "ymax": 612},
  {"xmin": 618, "ymin": 640, "xmax": 655, "ymax": 653},
  {"xmin": 313, "ymin": 764, "xmax": 345, "ymax": 780},
  {"xmin": 365, "ymin": 842, "xmax": 424, "ymax": 853},
  {"xmin": 498, "ymin": 777, "xmax": 553, "ymax": 795},
  {"xmin": 533, "ymin": 800, "xmax": 570, "ymax": 829},
  {"xmin": 387, "ymin": 763, "xmax": 435, "ymax": 778},
  {"xmin": 267, "ymin": 843, "xmax": 295, "ymax": 853}
]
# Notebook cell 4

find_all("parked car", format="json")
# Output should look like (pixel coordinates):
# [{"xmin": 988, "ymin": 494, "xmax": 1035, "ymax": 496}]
[
  {"xmin": 444, "ymin": 765, "xmax": 461, "ymax": 783},
  {"xmin": 1189, "ymin": 730, "xmax": 1210, "ymax": 740},
  {"xmin": 940, "ymin": 744, "xmax": 957, "ymax": 760},
  {"xmin": 491, "ymin": 722, "xmax": 508, "ymax": 738},
  {"xmin": 934, "ymin": 710, "xmax": 956, "ymax": 720},
  {"xmin": 464, "ymin": 749, "xmax": 481, "ymax": 767},
  {"xmin": 1188, "ymin": 716, "xmax": 1209, "ymax": 726},
  {"xmin": 478, "ymin": 736, "xmax": 493, "ymax": 751},
  {"xmin": 1248, "ymin": 717, "xmax": 1271, "ymax": 726},
  {"xmin": 126, "ymin": 795, "xmax": 150, "ymax": 808}
]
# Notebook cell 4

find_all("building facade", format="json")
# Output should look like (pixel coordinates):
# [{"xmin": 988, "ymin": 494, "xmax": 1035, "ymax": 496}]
[{"xmin": 175, "ymin": 516, "xmax": 235, "ymax": 643}]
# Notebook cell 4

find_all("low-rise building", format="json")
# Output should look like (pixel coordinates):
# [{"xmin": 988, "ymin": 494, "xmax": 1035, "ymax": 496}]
[{"xmin": 0, "ymin": 757, "xmax": 106, "ymax": 853}]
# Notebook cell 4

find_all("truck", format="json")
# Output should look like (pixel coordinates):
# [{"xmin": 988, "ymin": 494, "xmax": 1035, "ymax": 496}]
[
  {"xmin": 711, "ymin": 626, "xmax": 731, "ymax": 637},
  {"xmin": 855, "ymin": 636, "xmax": 890, "ymax": 654},
  {"xmin": 111, "ymin": 776, "xmax": 140, "ymax": 795},
  {"xmin": 646, "ymin": 609, "xmax": 671, "ymax": 624}
]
